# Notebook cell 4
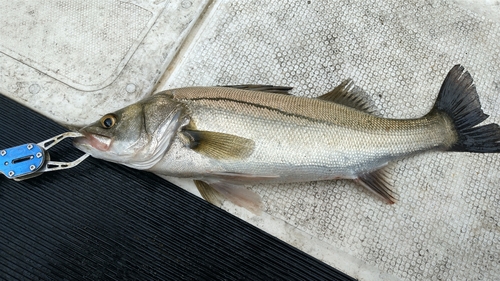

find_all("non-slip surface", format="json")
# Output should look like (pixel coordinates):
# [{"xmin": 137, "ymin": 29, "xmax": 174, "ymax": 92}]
[{"xmin": 0, "ymin": 94, "xmax": 355, "ymax": 280}]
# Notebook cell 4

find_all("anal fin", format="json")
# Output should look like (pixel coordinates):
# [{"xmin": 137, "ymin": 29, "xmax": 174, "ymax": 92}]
[
  {"xmin": 355, "ymin": 167, "xmax": 397, "ymax": 204},
  {"xmin": 194, "ymin": 179, "xmax": 263, "ymax": 215}
]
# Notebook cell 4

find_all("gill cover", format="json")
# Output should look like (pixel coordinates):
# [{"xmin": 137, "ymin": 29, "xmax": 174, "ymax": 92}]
[{"xmin": 120, "ymin": 94, "xmax": 188, "ymax": 170}]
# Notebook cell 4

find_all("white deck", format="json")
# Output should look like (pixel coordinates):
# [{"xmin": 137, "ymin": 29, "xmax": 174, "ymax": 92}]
[{"xmin": 1, "ymin": 1, "xmax": 499, "ymax": 280}]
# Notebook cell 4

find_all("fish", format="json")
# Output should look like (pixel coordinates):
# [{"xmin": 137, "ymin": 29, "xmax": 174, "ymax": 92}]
[{"xmin": 73, "ymin": 65, "xmax": 500, "ymax": 214}]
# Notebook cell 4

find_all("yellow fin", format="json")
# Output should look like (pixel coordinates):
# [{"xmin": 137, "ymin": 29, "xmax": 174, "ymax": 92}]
[
  {"xmin": 182, "ymin": 130, "xmax": 255, "ymax": 160},
  {"xmin": 194, "ymin": 180, "xmax": 224, "ymax": 207}
]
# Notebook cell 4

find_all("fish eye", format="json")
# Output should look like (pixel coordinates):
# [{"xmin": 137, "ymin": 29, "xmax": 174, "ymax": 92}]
[{"xmin": 100, "ymin": 114, "xmax": 117, "ymax": 129}]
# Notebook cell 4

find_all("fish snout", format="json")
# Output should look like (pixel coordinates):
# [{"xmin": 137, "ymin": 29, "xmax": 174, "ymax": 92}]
[{"xmin": 73, "ymin": 132, "xmax": 112, "ymax": 152}]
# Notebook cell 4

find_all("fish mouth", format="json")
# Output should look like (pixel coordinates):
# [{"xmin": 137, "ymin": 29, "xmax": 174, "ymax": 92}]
[{"xmin": 73, "ymin": 132, "xmax": 112, "ymax": 152}]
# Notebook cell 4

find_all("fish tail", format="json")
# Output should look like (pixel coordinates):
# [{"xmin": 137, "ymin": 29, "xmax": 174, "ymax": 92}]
[{"xmin": 434, "ymin": 65, "xmax": 500, "ymax": 153}]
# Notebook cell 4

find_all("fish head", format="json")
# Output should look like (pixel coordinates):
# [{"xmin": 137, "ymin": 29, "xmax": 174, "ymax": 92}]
[{"xmin": 74, "ymin": 94, "xmax": 187, "ymax": 169}]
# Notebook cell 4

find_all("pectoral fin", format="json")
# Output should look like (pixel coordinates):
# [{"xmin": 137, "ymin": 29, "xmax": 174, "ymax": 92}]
[
  {"xmin": 318, "ymin": 80, "xmax": 378, "ymax": 115},
  {"xmin": 181, "ymin": 130, "xmax": 255, "ymax": 160},
  {"xmin": 355, "ymin": 167, "xmax": 397, "ymax": 204},
  {"xmin": 194, "ymin": 179, "xmax": 263, "ymax": 215}
]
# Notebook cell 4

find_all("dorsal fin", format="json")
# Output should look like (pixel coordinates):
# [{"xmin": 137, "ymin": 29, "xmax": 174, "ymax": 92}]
[
  {"xmin": 318, "ymin": 80, "xmax": 377, "ymax": 114},
  {"xmin": 222, "ymin": 84, "xmax": 293, "ymax": 95}
]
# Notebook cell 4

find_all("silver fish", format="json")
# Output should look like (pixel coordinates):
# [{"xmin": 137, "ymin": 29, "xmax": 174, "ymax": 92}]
[{"xmin": 74, "ymin": 65, "xmax": 500, "ymax": 213}]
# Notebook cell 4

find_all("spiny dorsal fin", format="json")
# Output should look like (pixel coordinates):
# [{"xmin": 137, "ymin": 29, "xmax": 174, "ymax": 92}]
[
  {"xmin": 355, "ymin": 167, "xmax": 397, "ymax": 204},
  {"xmin": 223, "ymin": 84, "xmax": 293, "ymax": 95},
  {"xmin": 194, "ymin": 180, "xmax": 224, "ymax": 207},
  {"xmin": 181, "ymin": 130, "xmax": 255, "ymax": 160},
  {"xmin": 318, "ymin": 80, "xmax": 376, "ymax": 114}
]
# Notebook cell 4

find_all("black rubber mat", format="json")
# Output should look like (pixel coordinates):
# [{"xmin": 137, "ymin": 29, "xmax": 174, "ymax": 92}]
[{"xmin": 0, "ymin": 94, "xmax": 357, "ymax": 281}]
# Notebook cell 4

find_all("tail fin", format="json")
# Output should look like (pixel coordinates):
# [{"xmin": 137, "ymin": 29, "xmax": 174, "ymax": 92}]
[{"xmin": 434, "ymin": 65, "xmax": 500, "ymax": 153}]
